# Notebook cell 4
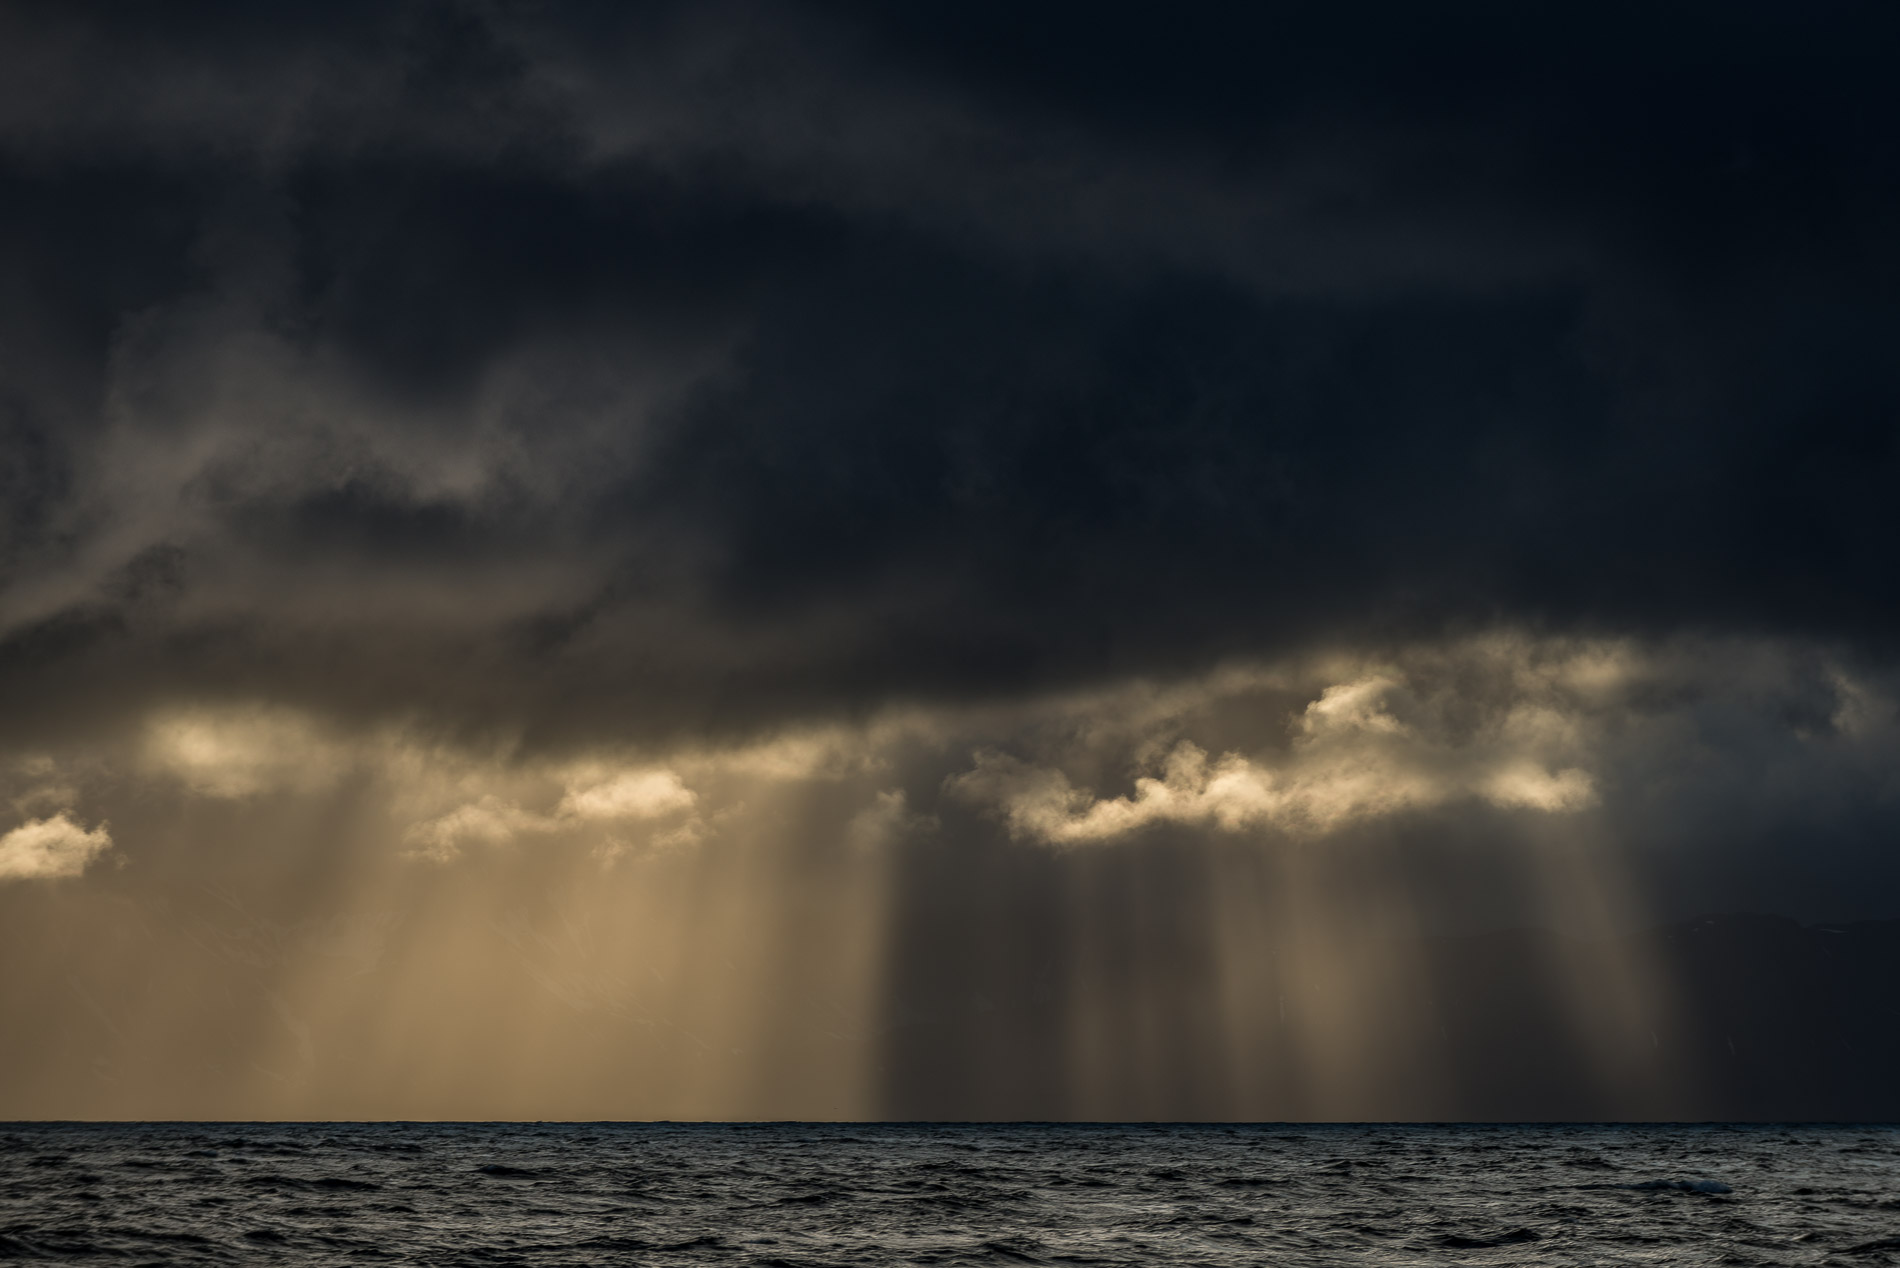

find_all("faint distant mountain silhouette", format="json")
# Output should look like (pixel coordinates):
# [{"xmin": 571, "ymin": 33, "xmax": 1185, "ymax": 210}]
[
  {"xmin": 1424, "ymin": 914, "xmax": 1900, "ymax": 1122},
  {"xmin": 877, "ymin": 913, "xmax": 1900, "ymax": 1121}
]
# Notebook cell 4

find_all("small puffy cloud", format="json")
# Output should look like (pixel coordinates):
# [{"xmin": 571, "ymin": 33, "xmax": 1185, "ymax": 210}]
[
  {"xmin": 0, "ymin": 814, "xmax": 113, "ymax": 881},
  {"xmin": 557, "ymin": 768, "xmax": 696, "ymax": 821},
  {"xmin": 562, "ymin": 767, "xmax": 705, "ymax": 860},
  {"xmin": 406, "ymin": 766, "xmax": 702, "ymax": 861},
  {"xmin": 141, "ymin": 707, "xmax": 349, "ymax": 799},
  {"xmin": 402, "ymin": 795, "xmax": 547, "ymax": 862},
  {"xmin": 1480, "ymin": 763, "xmax": 1599, "ymax": 813}
]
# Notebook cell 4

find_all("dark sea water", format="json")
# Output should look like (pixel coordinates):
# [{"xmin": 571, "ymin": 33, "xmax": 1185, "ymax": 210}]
[{"xmin": 2, "ymin": 1123, "xmax": 1897, "ymax": 1265}]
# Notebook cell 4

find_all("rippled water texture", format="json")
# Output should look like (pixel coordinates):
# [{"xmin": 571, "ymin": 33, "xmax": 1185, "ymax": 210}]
[{"xmin": 3, "ymin": 1123, "xmax": 1897, "ymax": 1265}]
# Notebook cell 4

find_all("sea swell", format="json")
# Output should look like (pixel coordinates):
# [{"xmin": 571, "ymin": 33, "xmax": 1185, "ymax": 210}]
[{"xmin": 1, "ymin": 1122, "xmax": 1895, "ymax": 1265}]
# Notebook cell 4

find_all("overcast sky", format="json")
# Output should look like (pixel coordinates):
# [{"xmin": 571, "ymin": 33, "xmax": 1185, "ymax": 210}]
[{"xmin": 1, "ymin": 0, "xmax": 1897, "ymax": 1119}]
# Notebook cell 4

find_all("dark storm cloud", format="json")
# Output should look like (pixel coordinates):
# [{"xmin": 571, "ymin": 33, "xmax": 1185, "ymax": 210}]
[
  {"xmin": 0, "ymin": 0, "xmax": 1896, "ymax": 747},
  {"xmin": 13, "ymin": 1, "xmax": 1900, "ymax": 1123}
]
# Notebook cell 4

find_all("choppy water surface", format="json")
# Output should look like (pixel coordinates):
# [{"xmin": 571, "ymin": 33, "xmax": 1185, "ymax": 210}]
[{"xmin": 2, "ymin": 1123, "xmax": 1896, "ymax": 1265}]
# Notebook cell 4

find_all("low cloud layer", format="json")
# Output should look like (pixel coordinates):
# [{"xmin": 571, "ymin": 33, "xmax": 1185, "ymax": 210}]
[{"xmin": 4, "ymin": 633, "xmax": 1894, "ymax": 908}]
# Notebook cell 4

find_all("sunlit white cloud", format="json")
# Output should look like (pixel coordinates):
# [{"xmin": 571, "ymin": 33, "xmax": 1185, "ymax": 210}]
[
  {"xmin": 558, "ymin": 767, "xmax": 696, "ymax": 821},
  {"xmin": 0, "ymin": 813, "xmax": 113, "ymax": 881},
  {"xmin": 948, "ymin": 667, "xmax": 1599, "ymax": 845},
  {"xmin": 404, "ymin": 765, "xmax": 703, "ymax": 862}
]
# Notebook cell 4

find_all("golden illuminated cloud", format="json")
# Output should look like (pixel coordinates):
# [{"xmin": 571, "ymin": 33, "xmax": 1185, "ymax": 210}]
[{"xmin": 0, "ymin": 813, "xmax": 113, "ymax": 880}]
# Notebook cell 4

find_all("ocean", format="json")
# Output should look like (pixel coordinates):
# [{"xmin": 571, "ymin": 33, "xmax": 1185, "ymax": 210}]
[{"xmin": 2, "ymin": 1122, "xmax": 1896, "ymax": 1265}]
